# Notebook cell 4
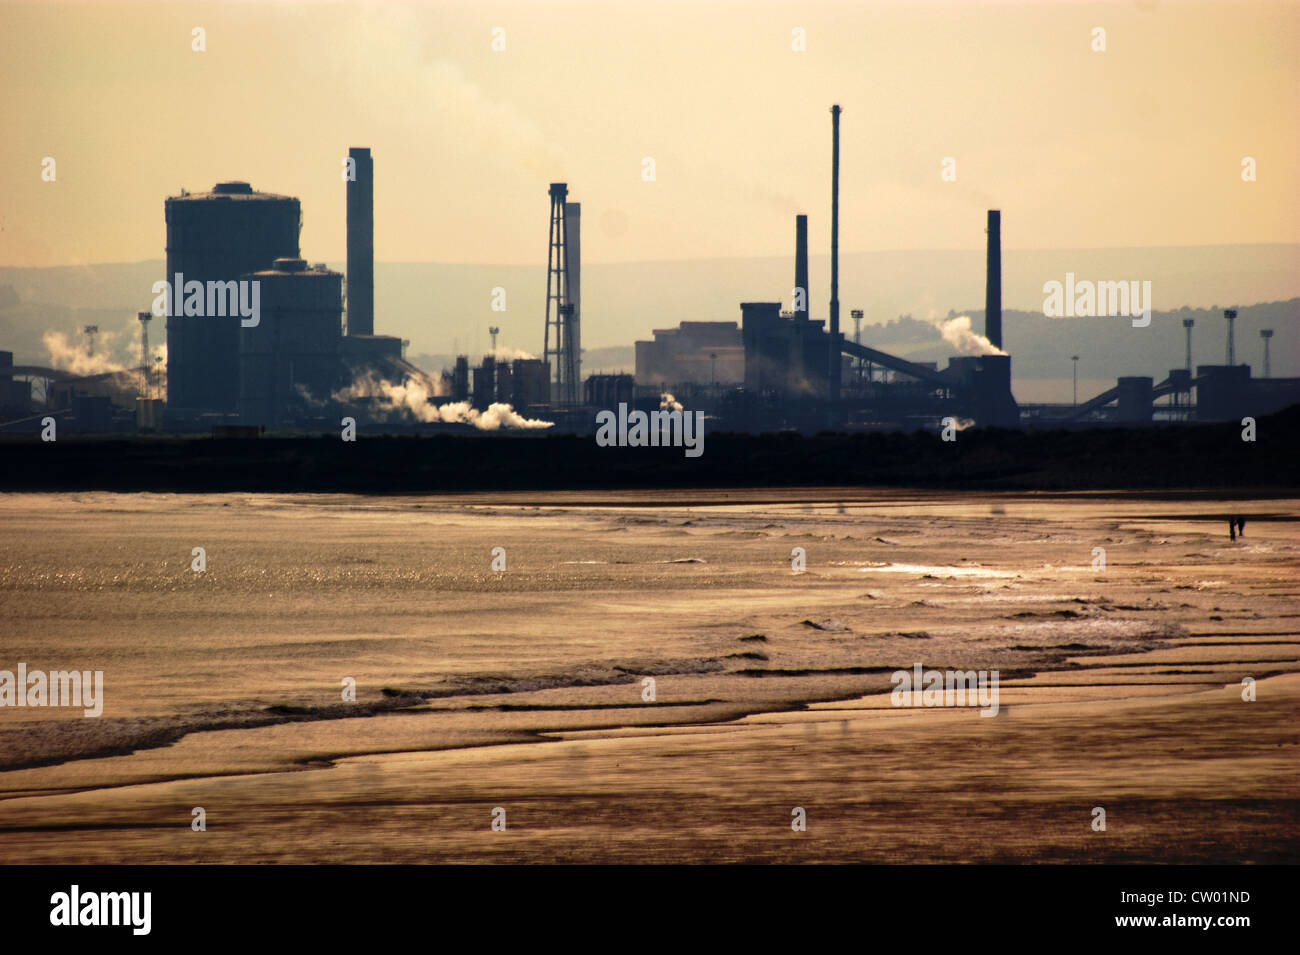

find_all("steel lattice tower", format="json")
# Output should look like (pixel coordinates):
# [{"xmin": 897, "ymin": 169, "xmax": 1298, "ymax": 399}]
[{"xmin": 543, "ymin": 183, "xmax": 578, "ymax": 407}]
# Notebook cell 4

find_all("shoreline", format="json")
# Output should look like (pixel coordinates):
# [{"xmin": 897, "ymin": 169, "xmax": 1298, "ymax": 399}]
[
  {"xmin": 2, "ymin": 407, "xmax": 1297, "ymax": 493},
  {"xmin": 1, "ymin": 489, "xmax": 1295, "ymax": 862},
  {"xmin": 1, "ymin": 647, "xmax": 1294, "ymax": 864}
]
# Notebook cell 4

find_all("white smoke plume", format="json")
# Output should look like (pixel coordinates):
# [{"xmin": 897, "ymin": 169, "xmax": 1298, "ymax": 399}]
[
  {"xmin": 43, "ymin": 312, "xmax": 166, "ymax": 380},
  {"xmin": 43, "ymin": 329, "xmax": 127, "ymax": 376},
  {"xmin": 492, "ymin": 346, "xmax": 536, "ymax": 361},
  {"xmin": 659, "ymin": 392, "xmax": 683, "ymax": 412},
  {"xmin": 435, "ymin": 401, "xmax": 554, "ymax": 430},
  {"xmin": 932, "ymin": 315, "xmax": 1006, "ymax": 356},
  {"xmin": 335, "ymin": 372, "xmax": 553, "ymax": 430}
]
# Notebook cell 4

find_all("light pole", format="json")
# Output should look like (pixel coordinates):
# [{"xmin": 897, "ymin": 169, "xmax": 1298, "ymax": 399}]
[
  {"xmin": 851, "ymin": 309, "xmax": 864, "ymax": 382},
  {"xmin": 1071, "ymin": 355, "xmax": 1079, "ymax": 407},
  {"xmin": 1261, "ymin": 329, "xmax": 1273, "ymax": 378}
]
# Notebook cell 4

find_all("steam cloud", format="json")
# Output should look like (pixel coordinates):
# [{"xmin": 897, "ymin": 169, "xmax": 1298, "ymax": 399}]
[
  {"xmin": 932, "ymin": 315, "xmax": 1006, "ymax": 356},
  {"xmin": 659, "ymin": 392, "xmax": 683, "ymax": 412},
  {"xmin": 335, "ymin": 372, "xmax": 553, "ymax": 430},
  {"xmin": 492, "ymin": 346, "xmax": 536, "ymax": 361},
  {"xmin": 42, "ymin": 313, "xmax": 165, "ymax": 378},
  {"xmin": 42, "ymin": 330, "xmax": 125, "ymax": 376}
]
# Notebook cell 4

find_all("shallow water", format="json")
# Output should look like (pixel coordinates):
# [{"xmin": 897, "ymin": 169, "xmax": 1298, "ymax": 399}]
[{"xmin": 0, "ymin": 490, "xmax": 1296, "ymax": 861}]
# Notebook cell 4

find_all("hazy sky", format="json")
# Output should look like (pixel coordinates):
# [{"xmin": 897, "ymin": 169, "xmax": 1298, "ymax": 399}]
[{"xmin": 3, "ymin": 0, "xmax": 1297, "ymax": 268}]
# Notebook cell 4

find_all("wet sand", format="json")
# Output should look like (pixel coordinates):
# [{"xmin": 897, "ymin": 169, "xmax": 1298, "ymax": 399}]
[{"xmin": 0, "ymin": 489, "xmax": 1296, "ymax": 862}]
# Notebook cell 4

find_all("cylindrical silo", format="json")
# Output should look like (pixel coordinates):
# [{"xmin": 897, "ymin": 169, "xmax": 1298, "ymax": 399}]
[
  {"xmin": 238, "ymin": 259, "xmax": 342, "ymax": 427},
  {"xmin": 165, "ymin": 182, "xmax": 301, "ymax": 415}
]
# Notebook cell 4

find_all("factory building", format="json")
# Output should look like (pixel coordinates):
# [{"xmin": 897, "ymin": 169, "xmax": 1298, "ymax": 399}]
[
  {"xmin": 452, "ymin": 356, "xmax": 470, "ymax": 401},
  {"xmin": 164, "ymin": 182, "xmax": 301, "ymax": 416},
  {"xmin": 0, "ymin": 352, "xmax": 32, "ymax": 416},
  {"xmin": 495, "ymin": 361, "xmax": 513, "ymax": 405},
  {"xmin": 738, "ymin": 213, "xmax": 842, "ymax": 401},
  {"xmin": 441, "ymin": 355, "xmax": 551, "ymax": 412},
  {"xmin": 473, "ymin": 356, "xmax": 496, "ymax": 408},
  {"xmin": 1058, "ymin": 315, "xmax": 1300, "ymax": 426},
  {"xmin": 944, "ymin": 355, "xmax": 1020, "ymax": 427},
  {"xmin": 238, "ymin": 259, "xmax": 343, "ymax": 427},
  {"xmin": 740, "ymin": 303, "xmax": 836, "ymax": 398},
  {"xmin": 1192, "ymin": 365, "xmax": 1300, "ymax": 422},
  {"xmin": 584, "ymin": 373, "xmax": 634, "ymax": 409},
  {"xmin": 634, "ymin": 322, "xmax": 744, "ymax": 390},
  {"xmin": 732, "ymin": 198, "xmax": 1019, "ymax": 430},
  {"xmin": 511, "ymin": 358, "xmax": 551, "ymax": 411},
  {"xmin": 151, "ymin": 152, "xmax": 435, "ymax": 430}
]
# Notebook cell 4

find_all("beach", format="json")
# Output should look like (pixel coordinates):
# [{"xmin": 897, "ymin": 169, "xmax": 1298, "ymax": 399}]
[{"xmin": 0, "ymin": 489, "xmax": 1296, "ymax": 862}]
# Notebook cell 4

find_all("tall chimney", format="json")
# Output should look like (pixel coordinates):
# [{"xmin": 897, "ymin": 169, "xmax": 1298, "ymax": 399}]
[
  {"xmin": 985, "ymin": 209, "xmax": 1002, "ymax": 351},
  {"xmin": 794, "ymin": 214, "xmax": 809, "ymax": 320},
  {"xmin": 829, "ymin": 105, "xmax": 842, "ymax": 402},
  {"xmin": 346, "ymin": 146, "xmax": 374, "ymax": 337},
  {"xmin": 564, "ymin": 201, "xmax": 581, "ymax": 393}
]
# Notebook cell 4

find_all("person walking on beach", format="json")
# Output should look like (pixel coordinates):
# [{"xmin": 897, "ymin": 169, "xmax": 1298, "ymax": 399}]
[{"xmin": 1230, "ymin": 518, "xmax": 1237, "ymax": 541}]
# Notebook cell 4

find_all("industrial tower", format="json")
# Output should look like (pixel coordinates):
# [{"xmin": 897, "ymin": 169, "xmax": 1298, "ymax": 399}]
[
  {"xmin": 543, "ymin": 183, "xmax": 580, "ymax": 407},
  {"xmin": 346, "ymin": 147, "xmax": 374, "ymax": 337},
  {"xmin": 138, "ymin": 311, "xmax": 151, "ymax": 397},
  {"xmin": 986, "ymin": 211, "xmax": 1002, "ymax": 350},
  {"xmin": 828, "ymin": 105, "xmax": 842, "ymax": 404}
]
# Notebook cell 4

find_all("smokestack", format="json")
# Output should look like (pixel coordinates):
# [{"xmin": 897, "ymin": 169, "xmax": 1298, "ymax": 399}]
[
  {"xmin": 346, "ymin": 146, "xmax": 374, "ymax": 337},
  {"xmin": 985, "ymin": 209, "xmax": 1002, "ymax": 351},
  {"xmin": 794, "ymin": 214, "xmax": 809, "ymax": 320},
  {"xmin": 829, "ymin": 105, "xmax": 841, "ymax": 402},
  {"xmin": 565, "ymin": 201, "xmax": 581, "ymax": 393}
]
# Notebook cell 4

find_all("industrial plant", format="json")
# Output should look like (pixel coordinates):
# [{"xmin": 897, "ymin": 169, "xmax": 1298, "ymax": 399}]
[{"xmin": 2, "ymin": 108, "xmax": 1296, "ymax": 437}]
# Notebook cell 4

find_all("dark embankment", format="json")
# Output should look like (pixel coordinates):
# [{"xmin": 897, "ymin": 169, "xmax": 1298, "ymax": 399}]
[{"xmin": 0, "ymin": 406, "xmax": 1295, "ymax": 493}]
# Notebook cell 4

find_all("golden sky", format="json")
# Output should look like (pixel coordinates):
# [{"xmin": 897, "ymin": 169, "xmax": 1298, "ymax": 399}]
[{"xmin": 2, "ymin": 0, "xmax": 1297, "ymax": 268}]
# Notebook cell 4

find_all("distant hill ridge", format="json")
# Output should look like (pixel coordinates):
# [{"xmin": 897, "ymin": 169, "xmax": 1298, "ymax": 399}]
[{"xmin": 2, "ymin": 245, "xmax": 1297, "ymax": 382}]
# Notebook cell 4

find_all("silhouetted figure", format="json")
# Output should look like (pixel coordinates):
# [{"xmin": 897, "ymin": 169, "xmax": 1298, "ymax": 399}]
[
  {"xmin": 1229, "ymin": 519, "xmax": 1236, "ymax": 541},
  {"xmin": 1237, "ymin": 517, "xmax": 1246, "ymax": 537}
]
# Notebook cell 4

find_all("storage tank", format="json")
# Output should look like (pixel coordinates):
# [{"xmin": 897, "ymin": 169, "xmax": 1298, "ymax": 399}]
[
  {"xmin": 238, "ymin": 259, "xmax": 342, "ymax": 427},
  {"xmin": 1116, "ymin": 376, "xmax": 1154, "ymax": 423},
  {"xmin": 165, "ymin": 182, "xmax": 301, "ymax": 415}
]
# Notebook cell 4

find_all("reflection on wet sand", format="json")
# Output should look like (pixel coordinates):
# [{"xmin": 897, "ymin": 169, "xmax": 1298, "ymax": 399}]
[{"xmin": 0, "ymin": 490, "xmax": 1296, "ymax": 862}]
